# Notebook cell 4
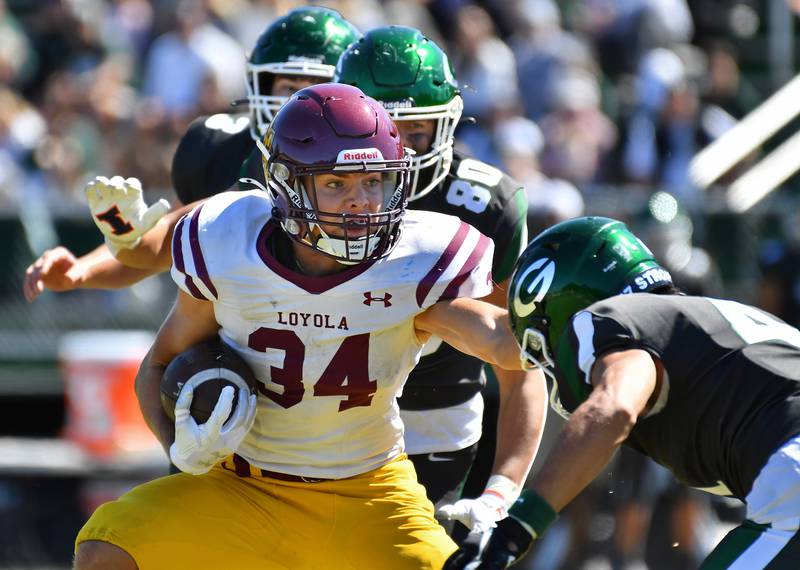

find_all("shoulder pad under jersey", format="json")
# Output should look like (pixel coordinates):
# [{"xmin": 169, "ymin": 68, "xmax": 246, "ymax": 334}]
[
  {"xmin": 398, "ymin": 209, "xmax": 496, "ymax": 309},
  {"xmin": 414, "ymin": 151, "xmax": 527, "ymax": 283},
  {"xmin": 171, "ymin": 114, "xmax": 254, "ymax": 204},
  {"xmin": 170, "ymin": 190, "xmax": 272, "ymax": 301}
]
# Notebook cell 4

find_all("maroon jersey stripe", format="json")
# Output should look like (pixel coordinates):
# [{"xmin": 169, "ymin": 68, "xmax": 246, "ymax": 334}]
[
  {"xmin": 437, "ymin": 233, "xmax": 492, "ymax": 302},
  {"xmin": 416, "ymin": 221, "xmax": 471, "ymax": 307},
  {"xmin": 173, "ymin": 215, "xmax": 207, "ymax": 300},
  {"xmin": 188, "ymin": 204, "xmax": 218, "ymax": 300}
]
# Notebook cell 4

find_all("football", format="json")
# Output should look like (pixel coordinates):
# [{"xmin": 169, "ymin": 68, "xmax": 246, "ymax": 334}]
[{"xmin": 160, "ymin": 338, "xmax": 258, "ymax": 424}]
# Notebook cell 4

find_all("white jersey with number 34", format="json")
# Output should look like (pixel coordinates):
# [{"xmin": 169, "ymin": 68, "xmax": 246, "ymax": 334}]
[{"xmin": 170, "ymin": 190, "xmax": 494, "ymax": 479}]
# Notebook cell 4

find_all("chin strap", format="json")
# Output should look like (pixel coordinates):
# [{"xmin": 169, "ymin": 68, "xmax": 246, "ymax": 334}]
[
  {"xmin": 238, "ymin": 177, "xmax": 268, "ymax": 192},
  {"xmin": 315, "ymin": 230, "xmax": 382, "ymax": 265},
  {"xmin": 240, "ymin": 176, "xmax": 381, "ymax": 265}
]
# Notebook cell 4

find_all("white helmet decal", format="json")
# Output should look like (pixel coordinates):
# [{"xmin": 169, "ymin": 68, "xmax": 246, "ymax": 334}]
[
  {"xmin": 336, "ymin": 148, "xmax": 384, "ymax": 163},
  {"xmin": 512, "ymin": 257, "xmax": 555, "ymax": 318}
]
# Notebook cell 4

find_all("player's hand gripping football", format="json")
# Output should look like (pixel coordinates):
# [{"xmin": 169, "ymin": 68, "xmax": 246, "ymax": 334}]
[
  {"xmin": 169, "ymin": 383, "xmax": 258, "ymax": 475},
  {"xmin": 84, "ymin": 175, "xmax": 170, "ymax": 255}
]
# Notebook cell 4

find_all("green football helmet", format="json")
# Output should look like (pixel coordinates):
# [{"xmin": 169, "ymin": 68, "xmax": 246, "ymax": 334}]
[
  {"xmin": 508, "ymin": 217, "xmax": 673, "ymax": 384},
  {"xmin": 246, "ymin": 7, "xmax": 360, "ymax": 140},
  {"xmin": 334, "ymin": 26, "xmax": 462, "ymax": 200}
]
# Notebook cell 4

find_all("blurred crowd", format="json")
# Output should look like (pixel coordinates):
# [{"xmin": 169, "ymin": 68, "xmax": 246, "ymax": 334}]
[
  {"xmin": 3, "ymin": 1, "xmax": 800, "ymax": 569},
  {"xmin": 6, "ymin": 0, "xmax": 798, "ymax": 316},
  {"xmin": 5, "ymin": 0, "xmax": 797, "ymax": 319},
  {"xmin": 0, "ymin": 0, "xmax": 766, "ymax": 210}
]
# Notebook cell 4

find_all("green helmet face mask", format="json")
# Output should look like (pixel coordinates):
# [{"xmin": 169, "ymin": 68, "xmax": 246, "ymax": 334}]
[
  {"xmin": 246, "ymin": 7, "xmax": 360, "ymax": 140},
  {"xmin": 334, "ymin": 26, "xmax": 462, "ymax": 201},
  {"xmin": 507, "ymin": 217, "xmax": 672, "ymax": 414}
]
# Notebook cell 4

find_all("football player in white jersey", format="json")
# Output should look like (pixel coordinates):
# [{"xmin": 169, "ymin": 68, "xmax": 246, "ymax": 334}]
[
  {"xmin": 25, "ymin": 11, "xmax": 544, "ymax": 542},
  {"xmin": 73, "ymin": 84, "xmax": 539, "ymax": 570}
]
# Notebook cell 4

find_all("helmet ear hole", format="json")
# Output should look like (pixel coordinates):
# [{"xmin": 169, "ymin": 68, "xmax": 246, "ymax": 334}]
[{"xmin": 285, "ymin": 219, "xmax": 301, "ymax": 235}]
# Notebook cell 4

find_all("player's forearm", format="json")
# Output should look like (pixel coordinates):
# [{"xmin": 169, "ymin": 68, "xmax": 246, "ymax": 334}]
[
  {"xmin": 490, "ymin": 367, "xmax": 548, "ymax": 486},
  {"xmin": 80, "ymin": 252, "xmax": 160, "ymax": 289},
  {"xmin": 418, "ymin": 299, "xmax": 524, "ymax": 370},
  {"xmin": 484, "ymin": 313, "xmax": 526, "ymax": 370},
  {"xmin": 79, "ymin": 244, "xmax": 116, "ymax": 264},
  {"xmin": 531, "ymin": 389, "xmax": 636, "ymax": 512},
  {"xmin": 135, "ymin": 351, "xmax": 174, "ymax": 454},
  {"xmin": 135, "ymin": 291, "xmax": 220, "ymax": 454},
  {"xmin": 114, "ymin": 211, "xmax": 180, "ymax": 272}
]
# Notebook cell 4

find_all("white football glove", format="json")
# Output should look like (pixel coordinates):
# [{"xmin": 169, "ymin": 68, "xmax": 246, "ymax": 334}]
[
  {"xmin": 437, "ymin": 475, "xmax": 520, "ymax": 534},
  {"xmin": 84, "ymin": 175, "xmax": 170, "ymax": 255},
  {"xmin": 169, "ymin": 384, "xmax": 258, "ymax": 476}
]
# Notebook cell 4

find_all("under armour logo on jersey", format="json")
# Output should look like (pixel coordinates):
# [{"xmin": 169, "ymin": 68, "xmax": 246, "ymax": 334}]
[{"xmin": 363, "ymin": 291, "xmax": 392, "ymax": 307}]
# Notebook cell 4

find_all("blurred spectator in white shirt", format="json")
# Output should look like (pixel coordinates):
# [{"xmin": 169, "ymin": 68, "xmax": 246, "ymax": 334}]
[
  {"xmin": 538, "ymin": 70, "xmax": 617, "ymax": 184},
  {"xmin": 509, "ymin": 0, "xmax": 596, "ymax": 121},
  {"xmin": 451, "ymin": 4, "xmax": 519, "ymax": 122},
  {"xmin": 494, "ymin": 115, "xmax": 585, "ymax": 237},
  {"xmin": 142, "ymin": 0, "xmax": 214, "ymax": 117}
]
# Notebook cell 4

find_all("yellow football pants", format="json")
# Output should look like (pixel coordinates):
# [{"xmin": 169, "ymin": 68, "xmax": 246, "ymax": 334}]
[{"xmin": 76, "ymin": 454, "xmax": 457, "ymax": 569}]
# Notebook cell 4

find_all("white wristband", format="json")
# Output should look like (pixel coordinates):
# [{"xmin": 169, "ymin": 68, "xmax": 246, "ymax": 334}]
[{"xmin": 483, "ymin": 474, "xmax": 521, "ymax": 510}]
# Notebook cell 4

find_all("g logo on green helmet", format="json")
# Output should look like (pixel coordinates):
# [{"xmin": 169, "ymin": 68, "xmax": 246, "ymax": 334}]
[{"xmin": 512, "ymin": 258, "xmax": 555, "ymax": 318}]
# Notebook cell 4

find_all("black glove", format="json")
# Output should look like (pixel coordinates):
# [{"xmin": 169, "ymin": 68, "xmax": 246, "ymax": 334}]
[
  {"xmin": 442, "ymin": 531, "xmax": 485, "ymax": 570},
  {"xmin": 473, "ymin": 514, "xmax": 534, "ymax": 569},
  {"xmin": 442, "ymin": 489, "xmax": 557, "ymax": 570}
]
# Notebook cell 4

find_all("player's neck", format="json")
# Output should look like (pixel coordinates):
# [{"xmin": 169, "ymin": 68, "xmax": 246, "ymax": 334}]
[{"xmin": 291, "ymin": 241, "xmax": 347, "ymax": 277}]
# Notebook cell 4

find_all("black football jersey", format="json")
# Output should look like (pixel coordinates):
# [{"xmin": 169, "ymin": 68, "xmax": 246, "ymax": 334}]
[
  {"xmin": 171, "ymin": 114, "xmax": 258, "ymax": 204},
  {"xmin": 398, "ymin": 152, "xmax": 528, "ymax": 410},
  {"xmin": 554, "ymin": 293, "xmax": 800, "ymax": 499}
]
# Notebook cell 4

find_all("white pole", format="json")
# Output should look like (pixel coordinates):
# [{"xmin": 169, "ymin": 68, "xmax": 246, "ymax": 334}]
[
  {"xmin": 689, "ymin": 74, "xmax": 800, "ymax": 188},
  {"xmin": 726, "ymin": 129, "xmax": 800, "ymax": 212}
]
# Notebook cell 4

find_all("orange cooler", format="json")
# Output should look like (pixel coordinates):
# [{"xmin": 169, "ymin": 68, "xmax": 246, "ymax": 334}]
[{"xmin": 59, "ymin": 330, "xmax": 158, "ymax": 458}]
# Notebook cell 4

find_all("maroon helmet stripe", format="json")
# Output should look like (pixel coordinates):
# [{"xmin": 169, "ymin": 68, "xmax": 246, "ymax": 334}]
[
  {"xmin": 437, "ymin": 233, "xmax": 492, "ymax": 302},
  {"xmin": 188, "ymin": 204, "xmax": 218, "ymax": 300},
  {"xmin": 416, "ymin": 221, "xmax": 470, "ymax": 307},
  {"xmin": 173, "ymin": 215, "xmax": 206, "ymax": 300}
]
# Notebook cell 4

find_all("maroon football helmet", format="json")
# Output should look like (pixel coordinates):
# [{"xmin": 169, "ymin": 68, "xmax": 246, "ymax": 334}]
[{"xmin": 256, "ymin": 82, "xmax": 411, "ymax": 264}]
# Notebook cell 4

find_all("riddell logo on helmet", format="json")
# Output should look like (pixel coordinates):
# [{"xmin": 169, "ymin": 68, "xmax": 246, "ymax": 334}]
[
  {"xmin": 382, "ymin": 100, "xmax": 413, "ymax": 110},
  {"xmin": 337, "ymin": 148, "xmax": 384, "ymax": 163},
  {"xmin": 287, "ymin": 55, "xmax": 324, "ymax": 64}
]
